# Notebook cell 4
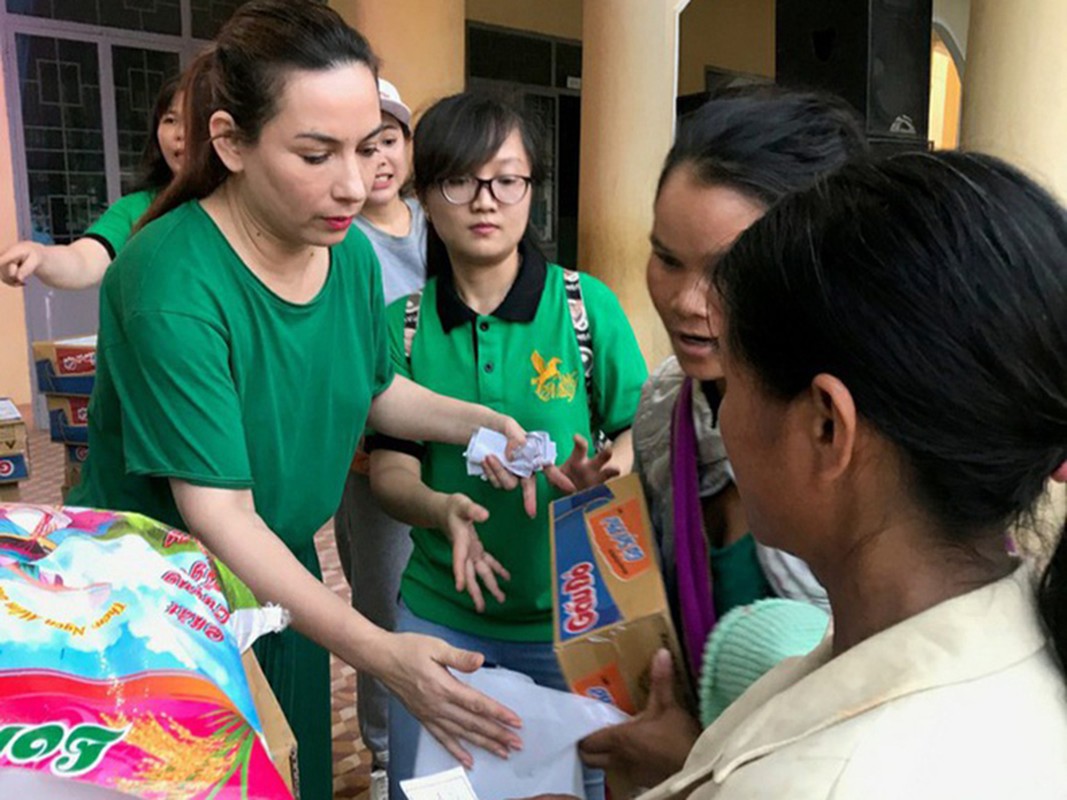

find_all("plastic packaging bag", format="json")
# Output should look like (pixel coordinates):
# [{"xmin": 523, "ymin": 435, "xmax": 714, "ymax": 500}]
[{"xmin": 0, "ymin": 503, "xmax": 291, "ymax": 799}]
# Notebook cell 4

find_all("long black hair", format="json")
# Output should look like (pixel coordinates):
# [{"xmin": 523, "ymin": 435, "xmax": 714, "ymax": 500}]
[
  {"xmin": 140, "ymin": 0, "xmax": 378, "ymax": 228},
  {"xmin": 658, "ymin": 86, "xmax": 867, "ymax": 204},
  {"xmin": 133, "ymin": 74, "xmax": 182, "ymax": 193},
  {"xmin": 413, "ymin": 90, "xmax": 547, "ymax": 278},
  {"xmin": 715, "ymin": 151, "xmax": 1067, "ymax": 675}
]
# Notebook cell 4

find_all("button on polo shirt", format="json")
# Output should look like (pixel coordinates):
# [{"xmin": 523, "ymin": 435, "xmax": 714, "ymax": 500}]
[{"xmin": 368, "ymin": 244, "xmax": 648, "ymax": 641}]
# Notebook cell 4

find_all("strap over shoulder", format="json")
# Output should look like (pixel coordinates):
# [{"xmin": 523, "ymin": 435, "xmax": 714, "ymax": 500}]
[{"xmin": 403, "ymin": 290, "xmax": 422, "ymax": 360}]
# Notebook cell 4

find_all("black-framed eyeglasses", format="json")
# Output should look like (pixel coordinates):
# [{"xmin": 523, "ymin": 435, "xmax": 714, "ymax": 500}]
[{"xmin": 437, "ymin": 175, "xmax": 533, "ymax": 205}]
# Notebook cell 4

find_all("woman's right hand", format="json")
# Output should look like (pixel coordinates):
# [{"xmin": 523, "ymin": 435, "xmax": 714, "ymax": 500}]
[
  {"xmin": 0, "ymin": 241, "xmax": 44, "ymax": 286},
  {"xmin": 438, "ymin": 492, "xmax": 510, "ymax": 612},
  {"xmin": 378, "ymin": 630, "xmax": 524, "ymax": 767}
]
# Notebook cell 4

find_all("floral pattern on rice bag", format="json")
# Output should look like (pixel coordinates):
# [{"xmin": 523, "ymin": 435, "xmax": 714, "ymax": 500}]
[{"xmin": 0, "ymin": 503, "xmax": 291, "ymax": 799}]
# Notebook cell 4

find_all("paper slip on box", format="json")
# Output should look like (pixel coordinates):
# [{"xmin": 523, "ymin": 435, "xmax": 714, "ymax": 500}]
[
  {"xmin": 33, "ymin": 335, "xmax": 97, "ymax": 395},
  {"xmin": 550, "ymin": 474, "xmax": 691, "ymax": 717},
  {"xmin": 0, "ymin": 453, "xmax": 30, "ymax": 484},
  {"xmin": 46, "ymin": 394, "xmax": 90, "ymax": 444},
  {"xmin": 0, "ymin": 399, "xmax": 27, "ymax": 458}
]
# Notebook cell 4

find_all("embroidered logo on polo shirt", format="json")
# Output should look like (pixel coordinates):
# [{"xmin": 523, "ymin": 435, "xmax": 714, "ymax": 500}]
[{"xmin": 530, "ymin": 350, "xmax": 578, "ymax": 402}]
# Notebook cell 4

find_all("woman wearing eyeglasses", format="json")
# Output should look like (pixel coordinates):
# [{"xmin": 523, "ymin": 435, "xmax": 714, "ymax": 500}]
[{"xmin": 367, "ymin": 91, "xmax": 647, "ymax": 797}]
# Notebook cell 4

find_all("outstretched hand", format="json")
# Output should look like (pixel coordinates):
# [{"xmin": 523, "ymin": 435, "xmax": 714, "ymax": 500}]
[
  {"xmin": 556, "ymin": 434, "xmax": 619, "ymax": 492},
  {"xmin": 438, "ymin": 493, "xmax": 510, "ymax": 612},
  {"xmin": 381, "ymin": 632, "xmax": 524, "ymax": 768},
  {"xmin": 0, "ymin": 241, "xmax": 44, "ymax": 287}
]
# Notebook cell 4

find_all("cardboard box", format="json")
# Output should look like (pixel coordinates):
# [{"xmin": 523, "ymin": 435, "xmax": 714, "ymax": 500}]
[
  {"xmin": 33, "ymin": 335, "xmax": 97, "ymax": 396},
  {"xmin": 66, "ymin": 443, "xmax": 90, "ymax": 465},
  {"xmin": 65, "ymin": 461, "xmax": 83, "ymax": 488},
  {"xmin": 242, "ymin": 650, "xmax": 298, "ymax": 798},
  {"xmin": 46, "ymin": 394, "xmax": 90, "ymax": 444},
  {"xmin": 0, "ymin": 399, "xmax": 28, "ymax": 458},
  {"xmin": 0, "ymin": 453, "xmax": 29, "ymax": 484},
  {"xmin": 550, "ymin": 474, "xmax": 690, "ymax": 716},
  {"xmin": 0, "ymin": 484, "xmax": 20, "ymax": 503}
]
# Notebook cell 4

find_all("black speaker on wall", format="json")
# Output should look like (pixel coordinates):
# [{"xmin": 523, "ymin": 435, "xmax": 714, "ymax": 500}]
[{"xmin": 776, "ymin": 0, "xmax": 933, "ymax": 146}]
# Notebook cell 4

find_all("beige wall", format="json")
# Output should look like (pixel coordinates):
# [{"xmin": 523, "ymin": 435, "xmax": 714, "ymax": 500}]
[
  {"xmin": 678, "ymin": 0, "xmax": 775, "ymax": 96},
  {"xmin": 466, "ymin": 0, "xmax": 776, "ymax": 99},
  {"xmin": 332, "ymin": 0, "xmax": 465, "ymax": 119},
  {"xmin": 466, "ymin": 0, "xmax": 582, "ymax": 41},
  {"xmin": 0, "ymin": 55, "xmax": 33, "ymax": 409},
  {"xmin": 961, "ymin": 0, "xmax": 1067, "ymax": 201}
]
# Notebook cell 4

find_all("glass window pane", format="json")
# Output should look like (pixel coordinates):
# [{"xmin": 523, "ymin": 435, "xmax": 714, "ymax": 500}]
[
  {"xmin": 190, "ymin": 0, "xmax": 249, "ymax": 40},
  {"xmin": 15, "ymin": 34, "xmax": 107, "ymax": 244},
  {"xmin": 523, "ymin": 93, "xmax": 556, "ymax": 250},
  {"xmin": 112, "ymin": 46, "xmax": 181, "ymax": 194},
  {"xmin": 468, "ymin": 26, "xmax": 553, "ymax": 87},
  {"xmin": 7, "ymin": 0, "xmax": 181, "ymax": 35},
  {"xmin": 555, "ymin": 42, "xmax": 582, "ymax": 90}
]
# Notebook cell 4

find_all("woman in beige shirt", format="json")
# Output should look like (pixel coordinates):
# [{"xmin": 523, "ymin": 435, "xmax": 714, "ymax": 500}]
[{"xmin": 531, "ymin": 150, "xmax": 1067, "ymax": 799}]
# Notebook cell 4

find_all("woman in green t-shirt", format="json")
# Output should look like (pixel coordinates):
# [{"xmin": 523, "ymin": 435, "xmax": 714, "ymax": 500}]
[
  {"xmin": 368, "ymin": 91, "xmax": 648, "ymax": 798},
  {"xmin": 0, "ymin": 74, "xmax": 185, "ymax": 289},
  {"xmin": 68, "ymin": 4, "xmax": 545, "ymax": 798}
]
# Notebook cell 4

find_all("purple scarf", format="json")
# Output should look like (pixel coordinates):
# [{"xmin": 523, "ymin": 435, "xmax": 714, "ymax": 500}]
[{"xmin": 671, "ymin": 377, "xmax": 716, "ymax": 676}]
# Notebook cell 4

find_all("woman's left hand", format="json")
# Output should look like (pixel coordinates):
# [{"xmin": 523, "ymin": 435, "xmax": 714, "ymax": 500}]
[
  {"xmin": 579, "ymin": 649, "xmax": 700, "ymax": 788},
  {"xmin": 481, "ymin": 414, "xmax": 577, "ymax": 517},
  {"xmin": 558, "ymin": 434, "xmax": 620, "ymax": 492}
]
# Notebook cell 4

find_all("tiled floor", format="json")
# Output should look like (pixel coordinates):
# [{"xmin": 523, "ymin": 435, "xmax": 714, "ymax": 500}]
[{"xmin": 15, "ymin": 425, "xmax": 373, "ymax": 799}]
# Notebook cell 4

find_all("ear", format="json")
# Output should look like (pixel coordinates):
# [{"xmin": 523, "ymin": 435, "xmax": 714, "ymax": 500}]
[
  {"xmin": 805, "ymin": 373, "xmax": 857, "ymax": 482},
  {"xmin": 208, "ymin": 110, "xmax": 244, "ymax": 174}
]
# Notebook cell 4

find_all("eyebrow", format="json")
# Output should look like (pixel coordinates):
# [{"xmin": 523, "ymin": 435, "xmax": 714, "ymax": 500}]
[
  {"xmin": 489, "ymin": 156, "xmax": 527, "ymax": 167},
  {"xmin": 650, "ymin": 233, "xmax": 733, "ymax": 266},
  {"xmin": 649, "ymin": 234, "xmax": 670, "ymax": 252},
  {"xmin": 358, "ymin": 123, "xmax": 388, "ymax": 145},
  {"xmin": 295, "ymin": 132, "xmax": 342, "ymax": 146}
]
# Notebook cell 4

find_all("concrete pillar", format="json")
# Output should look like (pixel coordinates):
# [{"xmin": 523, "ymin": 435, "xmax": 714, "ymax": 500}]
[
  {"xmin": 578, "ymin": 0, "xmax": 689, "ymax": 366},
  {"xmin": 960, "ymin": 0, "xmax": 1067, "ymax": 200},
  {"xmin": 960, "ymin": 0, "xmax": 1067, "ymax": 555},
  {"xmin": 330, "ymin": 0, "xmax": 465, "ymax": 119}
]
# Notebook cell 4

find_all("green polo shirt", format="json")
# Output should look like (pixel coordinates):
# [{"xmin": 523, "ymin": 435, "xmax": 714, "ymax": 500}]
[
  {"xmin": 371, "ymin": 247, "xmax": 647, "ymax": 641},
  {"xmin": 70, "ymin": 200, "xmax": 393, "ymax": 553},
  {"xmin": 84, "ymin": 189, "xmax": 156, "ymax": 257}
]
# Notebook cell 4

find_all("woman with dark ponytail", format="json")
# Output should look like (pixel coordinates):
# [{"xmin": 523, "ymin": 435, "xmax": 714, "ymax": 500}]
[
  {"xmin": 69, "ymin": 3, "xmax": 539, "ymax": 796},
  {"xmin": 632, "ymin": 150, "xmax": 1067, "ymax": 798}
]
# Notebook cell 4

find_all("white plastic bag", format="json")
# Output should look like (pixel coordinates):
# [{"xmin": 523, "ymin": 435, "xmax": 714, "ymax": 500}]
[{"xmin": 413, "ymin": 666, "xmax": 629, "ymax": 800}]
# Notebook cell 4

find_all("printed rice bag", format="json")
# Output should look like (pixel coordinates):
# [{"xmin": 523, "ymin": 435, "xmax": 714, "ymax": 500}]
[{"xmin": 0, "ymin": 503, "xmax": 292, "ymax": 799}]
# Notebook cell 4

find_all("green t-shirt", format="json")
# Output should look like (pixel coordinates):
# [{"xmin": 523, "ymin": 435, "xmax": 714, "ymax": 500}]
[
  {"xmin": 710, "ymin": 533, "xmax": 774, "ymax": 617},
  {"xmin": 378, "ymin": 250, "xmax": 647, "ymax": 641},
  {"xmin": 84, "ymin": 189, "xmax": 156, "ymax": 257},
  {"xmin": 70, "ymin": 201, "xmax": 394, "ymax": 553}
]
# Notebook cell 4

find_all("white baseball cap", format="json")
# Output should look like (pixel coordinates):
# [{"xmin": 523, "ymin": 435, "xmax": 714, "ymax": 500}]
[{"xmin": 378, "ymin": 78, "xmax": 411, "ymax": 131}]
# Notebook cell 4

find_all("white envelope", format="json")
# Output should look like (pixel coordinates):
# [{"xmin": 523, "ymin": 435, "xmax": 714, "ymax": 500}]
[{"xmin": 413, "ymin": 666, "xmax": 629, "ymax": 800}]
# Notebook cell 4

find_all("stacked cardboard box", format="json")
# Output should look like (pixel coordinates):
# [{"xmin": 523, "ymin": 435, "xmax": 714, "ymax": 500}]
[
  {"xmin": 0, "ymin": 399, "xmax": 29, "ymax": 502},
  {"xmin": 32, "ymin": 335, "xmax": 96, "ymax": 497}
]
